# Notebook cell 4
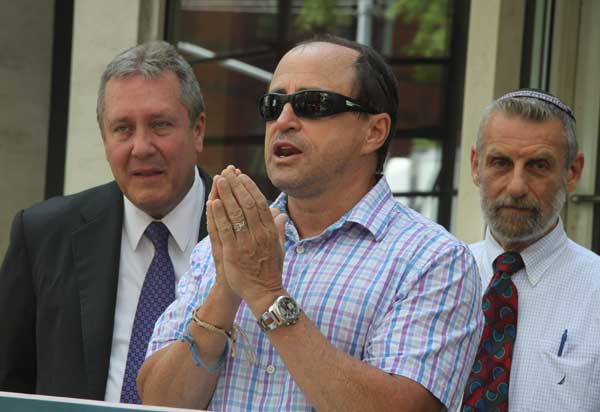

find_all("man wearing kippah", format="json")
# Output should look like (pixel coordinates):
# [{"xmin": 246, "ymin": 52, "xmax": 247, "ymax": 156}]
[{"xmin": 462, "ymin": 89, "xmax": 600, "ymax": 411}]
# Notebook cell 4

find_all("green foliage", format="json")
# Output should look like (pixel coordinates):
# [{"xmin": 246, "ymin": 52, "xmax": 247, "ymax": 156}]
[
  {"xmin": 412, "ymin": 137, "xmax": 439, "ymax": 150},
  {"xmin": 385, "ymin": 0, "xmax": 451, "ymax": 57},
  {"xmin": 412, "ymin": 65, "xmax": 442, "ymax": 84},
  {"xmin": 295, "ymin": 0, "xmax": 451, "ymax": 82},
  {"xmin": 387, "ymin": 0, "xmax": 451, "ymax": 83},
  {"xmin": 296, "ymin": 0, "xmax": 450, "ymax": 56},
  {"xmin": 296, "ymin": 0, "xmax": 351, "ymax": 33}
]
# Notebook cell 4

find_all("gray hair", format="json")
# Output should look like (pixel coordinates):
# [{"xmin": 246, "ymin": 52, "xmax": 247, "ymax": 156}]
[
  {"xmin": 476, "ymin": 96, "xmax": 578, "ymax": 168},
  {"xmin": 97, "ymin": 41, "xmax": 204, "ymax": 127}
]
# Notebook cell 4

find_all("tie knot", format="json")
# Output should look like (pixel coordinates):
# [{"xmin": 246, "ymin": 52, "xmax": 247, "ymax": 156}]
[
  {"xmin": 145, "ymin": 221, "xmax": 170, "ymax": 249},
  {"xmin": 493, "ymin": 251, "xmax": 524, "ymax": 275}
]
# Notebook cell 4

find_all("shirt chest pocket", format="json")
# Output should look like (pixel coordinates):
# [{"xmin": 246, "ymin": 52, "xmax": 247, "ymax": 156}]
[{"xmin": 537, "ymin": 343, "xmax": 600, "ymax": 411}]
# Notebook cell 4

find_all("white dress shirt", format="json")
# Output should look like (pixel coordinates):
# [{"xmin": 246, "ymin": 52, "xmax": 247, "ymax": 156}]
[
  {"xmin": 104, "ymin": 169, "xmax": 205, "ymax": 402},
  {"xmin": 470, "ymin": 219, "xmax": 600, "ymax": 411}
]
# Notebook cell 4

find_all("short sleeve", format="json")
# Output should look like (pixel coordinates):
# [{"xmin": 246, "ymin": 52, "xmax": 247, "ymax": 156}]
[{"xmin": 364, "ymin": 244, "xmax": 483, "ymax": 411}]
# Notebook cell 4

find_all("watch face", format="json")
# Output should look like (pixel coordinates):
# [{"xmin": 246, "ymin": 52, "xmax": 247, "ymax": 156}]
[{"xmin": 276, "ymin": 296, "xmax": 300, "ymax": 324}]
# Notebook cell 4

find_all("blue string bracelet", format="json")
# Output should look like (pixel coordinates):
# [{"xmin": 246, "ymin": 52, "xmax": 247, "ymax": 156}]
[{"xmin": 179, "ymin": 317, "xmax": 228, "ymax": 372}]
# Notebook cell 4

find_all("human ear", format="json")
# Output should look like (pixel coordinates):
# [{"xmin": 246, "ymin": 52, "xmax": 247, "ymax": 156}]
[
  {"xmin": 361, "ymin": 113, "xmax": 391, "ymax": 155},
  {"xmin": 193, "ymin": 112, "xmax": 206, "ymax": 153},
  {"xmin": 471, "ymin": 146, "xmax": 481, "ymax": 187},
  {"xmin": 566, "ymin": 152, "xmax": 584, "ymax": 192}
]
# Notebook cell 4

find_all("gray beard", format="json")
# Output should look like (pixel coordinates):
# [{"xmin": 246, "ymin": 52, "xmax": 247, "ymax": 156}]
[{"xmin": 480, "ymin": 183, "xmax": 566, "ymax": 246}]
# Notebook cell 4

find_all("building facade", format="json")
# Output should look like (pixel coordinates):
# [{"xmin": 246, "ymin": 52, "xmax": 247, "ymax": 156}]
[{"xmin": 1, "ymin": 0, "xmax": 598, "ymax": 256}]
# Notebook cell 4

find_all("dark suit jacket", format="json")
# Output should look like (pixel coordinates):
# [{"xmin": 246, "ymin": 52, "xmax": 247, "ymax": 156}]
[{"xmin": 0, "ymin": 168, "xmax": 212, "ymax": 400}]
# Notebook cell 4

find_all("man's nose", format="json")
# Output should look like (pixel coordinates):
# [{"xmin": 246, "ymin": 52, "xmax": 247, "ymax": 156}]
[
  {"xmin": 506, "ymin": 167, "xmax": 528, "ymax": 198},
  {"xmin": 131, "ymin": 127, "xmax": 156, "ymax": 157},
  {"xmin": 272, "ymin": 103, "xmax": 301, "ymax": 131}
]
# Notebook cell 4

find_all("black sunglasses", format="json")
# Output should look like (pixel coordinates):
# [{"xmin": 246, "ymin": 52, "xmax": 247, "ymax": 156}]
[{"xmin": 258, "ymin": 89, "xmax": 377, "ymax": 122}]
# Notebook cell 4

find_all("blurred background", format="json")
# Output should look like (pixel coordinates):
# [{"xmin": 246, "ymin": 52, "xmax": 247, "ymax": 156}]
[{"xmin": 1, "ymin": 0, "xmax": 598, "ymax": 256}]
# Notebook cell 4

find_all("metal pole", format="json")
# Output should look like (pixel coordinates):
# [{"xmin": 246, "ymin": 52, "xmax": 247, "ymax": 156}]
[{"xmin": 356, "ymin": 0, "xmax": 374, "ymax": 45}]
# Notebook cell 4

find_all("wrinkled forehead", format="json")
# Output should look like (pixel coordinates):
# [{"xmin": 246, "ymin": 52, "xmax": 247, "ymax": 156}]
[
  {"xmin": 481, "ymin": 112, "xmax": 567, "ymax": 160},
  {"xmin": 270, "ymin": 43, "xmax": 359, "ymax": 96}
]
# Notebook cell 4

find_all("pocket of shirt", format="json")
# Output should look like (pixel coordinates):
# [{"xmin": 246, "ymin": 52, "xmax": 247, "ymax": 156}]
[{"xmin": 539, "ymin": 344, "xmax": 598, "ymax": 410}]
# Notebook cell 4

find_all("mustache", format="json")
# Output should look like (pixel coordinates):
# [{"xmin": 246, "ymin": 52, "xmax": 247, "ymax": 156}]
[{"xmin": 489, "ymin": 196, "xmax": 540, "ymax": 212}]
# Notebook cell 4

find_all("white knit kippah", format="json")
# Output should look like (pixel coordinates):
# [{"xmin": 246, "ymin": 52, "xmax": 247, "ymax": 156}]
[{"xmin": 497, "ymin": 89, "xmax": 576, "ymax": 121}]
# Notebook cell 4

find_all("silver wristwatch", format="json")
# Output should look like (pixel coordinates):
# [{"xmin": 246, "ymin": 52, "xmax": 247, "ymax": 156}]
[{"xmin": 258, "ymin": 296, "xmax": 301, "ymax": 332}]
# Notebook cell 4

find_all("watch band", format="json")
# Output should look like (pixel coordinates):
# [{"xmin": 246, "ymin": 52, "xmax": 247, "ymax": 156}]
[
  {"xmin": 257, "ymin": 296, "xmax": 301, "ymax": 332},
  {"xmin": 259, "ymin": 310, "xmax": 281, "ymax": 332}
]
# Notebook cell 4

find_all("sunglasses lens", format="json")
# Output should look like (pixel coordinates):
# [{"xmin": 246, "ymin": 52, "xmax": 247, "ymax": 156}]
[
  {"xmin": 259, "ymin": 90, "xmax": 368, "ymax": 121},
  {"xmin": 259, "ymin": 94, "xmax": 283, "ymax": 121},
  {"xmin": 294, "ymin": 91, "xmax": 332, "ymax": 118}
]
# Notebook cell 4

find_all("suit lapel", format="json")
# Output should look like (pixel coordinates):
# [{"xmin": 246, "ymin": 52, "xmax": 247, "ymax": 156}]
[
  {"xmin": 197, "ymin": 166, "xmax": 212, "ymax": 241},
  {"xmin": 71, "ymin": 169, "xmax": 209, "ymax": 398},
  {"xmin": 72, "ymin": 182, "xmax": 123, "ymax": 399}
]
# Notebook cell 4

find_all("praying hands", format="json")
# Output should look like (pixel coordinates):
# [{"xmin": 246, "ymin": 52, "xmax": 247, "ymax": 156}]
[{"xmin": 205, "ymin": 165, "xmax": 289, "ymax": 315}]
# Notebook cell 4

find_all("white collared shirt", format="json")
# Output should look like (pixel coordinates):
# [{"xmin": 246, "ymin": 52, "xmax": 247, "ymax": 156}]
[
  {"xmin": 470, "ymin": 220, "xmax": 600, "ymax": 411},
  {"xmin": 104, "ymin": 169, "xmax": 205, "ymax": 402}
]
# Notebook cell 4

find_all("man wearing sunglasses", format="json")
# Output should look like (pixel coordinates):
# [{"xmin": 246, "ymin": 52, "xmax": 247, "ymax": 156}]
[{"xmin": 139, "ymin": 35, "xmax": 482, "ymax": 412}]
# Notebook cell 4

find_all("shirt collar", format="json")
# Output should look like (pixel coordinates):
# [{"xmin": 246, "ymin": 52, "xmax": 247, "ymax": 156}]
[
  {"xmin": 123, "ymin": 168, "xmax": 204, "ymax": 252},
  {"xmin": 345, "ymin": 175, "xmax": 395, "ymax": 241},
  {"xmin": 484, "ymin": 217, "xmax": 568, "ymax": 286},
  {"xmin": 272, "ymin": 175, "xmax": 395, "ymax": 242}
]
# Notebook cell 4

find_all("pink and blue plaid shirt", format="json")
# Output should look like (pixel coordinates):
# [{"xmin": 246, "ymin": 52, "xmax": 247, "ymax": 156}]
[{"xmin": 149, "ymin": 177, "xmax": 483, "ymax": 411}]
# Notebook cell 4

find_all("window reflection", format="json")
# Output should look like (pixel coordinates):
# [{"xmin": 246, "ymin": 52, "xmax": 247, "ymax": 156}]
[
  {"xmin": 385, "ymin": 138, "xmax": 442, "ymax": 220},
  {"xmin": 168, "ymin": 0, "xmax": 464, "ymax": 227}
]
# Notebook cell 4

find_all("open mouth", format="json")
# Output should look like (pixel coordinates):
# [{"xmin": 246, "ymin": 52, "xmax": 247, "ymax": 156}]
[{"xmin": 273, "ymin": 142, "xmax": 302, "ymax": 158}]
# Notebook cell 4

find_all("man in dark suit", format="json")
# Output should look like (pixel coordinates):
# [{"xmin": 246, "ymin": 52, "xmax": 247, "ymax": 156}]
[{"xmin": 0, "ymin": 41, "xmax": 212, "ymax": 403}]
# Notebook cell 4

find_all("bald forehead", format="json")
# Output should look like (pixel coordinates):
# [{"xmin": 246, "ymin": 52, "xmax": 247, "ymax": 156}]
[
  {"xmin": 270, "ymin": 42, "xmax": 359, "ymax": 95},
  {"xmin": 288, "ymin": 41, "xmax": 359, "ymax": 62}
]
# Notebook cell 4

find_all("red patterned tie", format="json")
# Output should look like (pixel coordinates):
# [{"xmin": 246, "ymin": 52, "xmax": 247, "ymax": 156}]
[{"xmin": 462, "ymin": 251, "xmax": 524, "ymax": 412}]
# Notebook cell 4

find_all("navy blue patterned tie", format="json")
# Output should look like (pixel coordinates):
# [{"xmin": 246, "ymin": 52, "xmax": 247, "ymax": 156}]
[{"xmin": 120, "ymin": 222, "xmax": 176, "ymax": 403}]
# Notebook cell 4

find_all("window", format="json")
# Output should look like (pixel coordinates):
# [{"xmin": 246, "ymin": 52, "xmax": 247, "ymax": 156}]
[{"xmin": 166, "ymin": 0, "xmax": 469, "ymax": 228}]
